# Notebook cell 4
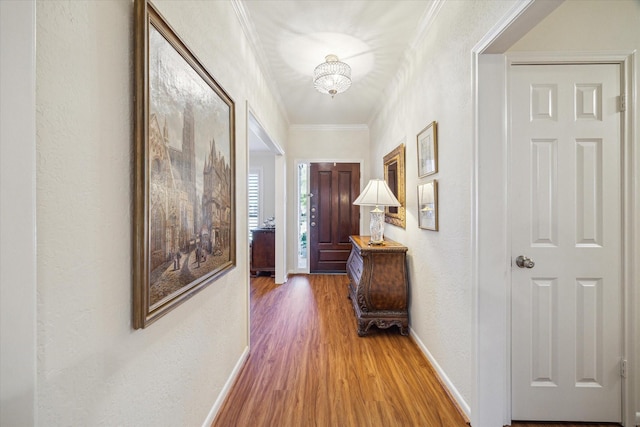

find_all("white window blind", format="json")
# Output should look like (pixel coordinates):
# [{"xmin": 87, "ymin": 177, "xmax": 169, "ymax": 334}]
[{"xmin": 248, "ymin": 172, "xmax": 260, "ymax": 235}]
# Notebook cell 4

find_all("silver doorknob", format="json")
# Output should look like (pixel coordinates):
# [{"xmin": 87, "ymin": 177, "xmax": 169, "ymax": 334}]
[{"xmin": 515, "ymin": 255, "xmax": 535, "ymax": 269}]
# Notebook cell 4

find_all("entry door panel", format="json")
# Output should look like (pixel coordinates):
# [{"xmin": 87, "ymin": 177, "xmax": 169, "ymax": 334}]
[
  {"xmin": 510, "ymin": 64, "xmax": 622, "ymax": 422},
  {"xmin": 310, "ymin": 163, "xmax": 360, "ymax": 273}
]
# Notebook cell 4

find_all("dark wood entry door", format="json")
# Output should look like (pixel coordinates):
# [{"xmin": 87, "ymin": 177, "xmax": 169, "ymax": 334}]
[{"xmin": 309, "ymin": 162, "xmax": 360, "ymax": 273}]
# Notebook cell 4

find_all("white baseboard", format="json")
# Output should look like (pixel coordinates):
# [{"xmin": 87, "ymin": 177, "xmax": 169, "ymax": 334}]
[
  {"xmin": 410, "ymin": 328, "xmax": 471, "ymax": 419},
  {"xmin": 201, "ymin": 346, "xmax": 250, "ymax": 427}
]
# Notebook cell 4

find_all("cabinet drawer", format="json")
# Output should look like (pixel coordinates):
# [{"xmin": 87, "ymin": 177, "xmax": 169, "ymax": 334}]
[{"xmin": 347, "ymin": 250, "xmax": 363, "ymax": 285}]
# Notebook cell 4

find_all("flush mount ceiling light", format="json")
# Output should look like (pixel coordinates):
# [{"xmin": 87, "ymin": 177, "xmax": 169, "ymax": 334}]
[{"xmin": 313, "ymin": 54, "xmax": 352, "ymax": 98}]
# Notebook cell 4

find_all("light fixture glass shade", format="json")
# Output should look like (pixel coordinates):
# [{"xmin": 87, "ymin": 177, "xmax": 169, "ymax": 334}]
[
  {"xmin": 353, "ymin": 179, "xmax": 400, "ymax": 244},
  {"xmin": 313, "ymin": 54, "xmax": 352, "ymax": 97}
]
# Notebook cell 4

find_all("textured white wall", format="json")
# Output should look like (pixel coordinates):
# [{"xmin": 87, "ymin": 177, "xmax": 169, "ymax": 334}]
[
  {"xmin": 286, "ymin": 125, "xmax": 370, "ymax": 272},
  {"xmin": 509, "ymin": 0, "xmax": 640, "ymax": 52},
  {"xmin": 35, "ymin": 1, "xmax": 287, "ymax": 426},
  {"xmin": 367, "ymin": 0, "xmax": 517, "ymax": 413}
]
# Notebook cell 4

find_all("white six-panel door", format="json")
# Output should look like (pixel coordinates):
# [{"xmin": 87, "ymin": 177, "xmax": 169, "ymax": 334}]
[{"xmin": 510, "ymin": 63, "xmax": 623, "ymax": 422}]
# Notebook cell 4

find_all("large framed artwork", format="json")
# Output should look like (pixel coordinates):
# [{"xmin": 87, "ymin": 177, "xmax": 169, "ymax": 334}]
[
  {"xmin": 383, "ymin": 143, "xmax": 406, "ymax": 228},
  {"xmin": 417, "ymin": 121, "xmax": 437, "ymax": 177},
  {"xmin": 133, "ymin": 0, "xmax": 236, "ymax": 328}
]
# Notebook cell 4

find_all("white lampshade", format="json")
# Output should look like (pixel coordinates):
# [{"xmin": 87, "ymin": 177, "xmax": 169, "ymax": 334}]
[
  {"xmin": 353, "ymin": 179, "xmax": 400, "ymax": 245},
  {"xmin": 353, "ymin": 179, "xmax": 400, "ymax": 207}
]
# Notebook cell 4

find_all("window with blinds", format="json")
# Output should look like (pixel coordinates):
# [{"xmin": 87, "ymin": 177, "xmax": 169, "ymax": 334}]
[{"xmin": 248, "ymin": 171, "xmax": 260, "ymax": 237}]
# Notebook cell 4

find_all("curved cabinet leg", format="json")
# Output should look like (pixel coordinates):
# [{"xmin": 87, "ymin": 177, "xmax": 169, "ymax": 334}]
[
  {"xmin": 399, "ymin": 322, "xmax": 409, "ymax": 336},
  {"xmin": 357, "ymin": 319, "xmax": 370, "ymax": 337}
]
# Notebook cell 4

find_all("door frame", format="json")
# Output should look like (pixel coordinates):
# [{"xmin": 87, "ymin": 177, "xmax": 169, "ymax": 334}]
[
  {"xmin": 247, "ymin": 106, "xmax": 287, "ymax": 285},
  {"xmin": 0, "ymin": 1, "xmax": 37, "ymax": 425},
  {"xmin": 293, "ymin": 158, "xmax": 365, "ymax": 274},
  {"xmin": 471, "ymin": 7, "xmax": 638, "ymax": 426},
  {"xmin": 508, "ymin": 59, "xmax": 627, "ymax": 422},
  {"xmin": 308, "ymin": 161, "xmax": 361, "ymax": 274}
]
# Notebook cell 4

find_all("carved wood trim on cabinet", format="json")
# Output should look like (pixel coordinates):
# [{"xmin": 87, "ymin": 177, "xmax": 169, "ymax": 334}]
[{"xmin": 346, "ymin": 235, "xmax": 409, "ymax": 336}]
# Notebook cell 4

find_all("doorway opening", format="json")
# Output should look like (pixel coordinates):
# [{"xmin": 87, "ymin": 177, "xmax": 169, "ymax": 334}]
[
  {"xmin": 473, "ymin": 43, "xmax": 636, "ymax": 427},
  {"xmin": 508, "ymin": 61, "xmax": 623, "ymax": 423},
  {"xmin": 308, "ymin": 162, "xmax": 360, "ymax": 273},
  {"xmin": 295, "ymin": 160, "xmax": 362, "ymax": 273},
  {"xmin": 247, "ymin": 108, "xmax": 285, "ymax": 283}
]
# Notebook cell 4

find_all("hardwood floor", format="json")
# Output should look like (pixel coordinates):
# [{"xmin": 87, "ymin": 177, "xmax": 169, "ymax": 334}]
[
  {"xmin": 212, "ymin": 274, "xmax": 621, "ymax": 427},
  {"xmin": 212, "ymin": 274, "xmax": 469, "ymax": 427}
]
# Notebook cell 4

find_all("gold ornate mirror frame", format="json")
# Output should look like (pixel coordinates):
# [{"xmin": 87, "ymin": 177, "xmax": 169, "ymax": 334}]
[{"xmin": 383, "ymin": 143, "xmax": 406, "ymax": 228}]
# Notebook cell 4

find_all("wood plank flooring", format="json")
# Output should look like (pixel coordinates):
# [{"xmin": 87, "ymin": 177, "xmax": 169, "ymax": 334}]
[
  {"xmin": 213, "ymin": 274, "xmax": 468, "ymax": 427},
  {"xmin": 212, "ymin": 274, "xmax": 622, "ymax": 427}
]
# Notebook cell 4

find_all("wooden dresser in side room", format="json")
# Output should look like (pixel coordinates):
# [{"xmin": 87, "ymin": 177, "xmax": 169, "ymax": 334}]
[
  {"xmin": 250, "ymin": 228, "xmax": 275, "ymax": 276},
  {"xmin": 346, "ymin": 235, "xmax": 409, "ymax": 336}
]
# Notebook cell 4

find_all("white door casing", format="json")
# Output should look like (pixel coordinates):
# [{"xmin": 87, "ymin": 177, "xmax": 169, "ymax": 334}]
[{"xmin": 510, "ymin": 63, "xmax": 623, "ymax": 422}]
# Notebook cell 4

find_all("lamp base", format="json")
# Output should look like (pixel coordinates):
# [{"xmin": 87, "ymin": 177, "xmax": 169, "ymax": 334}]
[{"xmin": 369, "ymin": 208, "xmax": 385, "ymax": 245}]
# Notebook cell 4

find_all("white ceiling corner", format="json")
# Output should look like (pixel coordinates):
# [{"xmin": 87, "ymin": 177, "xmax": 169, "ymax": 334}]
[
  {"xmin": 237, "ymin": 0, "xmax": 436, "ymax": 126},
  {"xmin": 232, "ymin": 0, "xmax": 290, "ymax": 125}
]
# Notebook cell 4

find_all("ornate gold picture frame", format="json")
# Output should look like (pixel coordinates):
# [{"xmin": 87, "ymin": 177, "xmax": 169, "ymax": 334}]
[
  {"xmin": 383, "ymin": 143, "xmax": 406, "ymax": 228},
  {"xmin": 133, "ymin": 0, "xmax": 236, "ymax": 328}
]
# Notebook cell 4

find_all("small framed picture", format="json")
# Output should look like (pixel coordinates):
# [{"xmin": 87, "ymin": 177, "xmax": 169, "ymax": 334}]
[
  {"xmin": 418, "ymin": 180, "xmax": 438, "ymax": 231},
  {"xmin": 417, "ymin": 121, "xmax": 437, "ymax": 177}
]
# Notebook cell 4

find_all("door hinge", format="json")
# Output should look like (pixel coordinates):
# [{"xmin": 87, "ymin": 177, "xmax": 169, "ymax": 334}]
[
  {"xmin": 621, "ymin": 359, "xmax": 627, "ymax": 378},
  {"xmin": 619, "ymin": 95, "xmax": 626, "ymax": 112}
]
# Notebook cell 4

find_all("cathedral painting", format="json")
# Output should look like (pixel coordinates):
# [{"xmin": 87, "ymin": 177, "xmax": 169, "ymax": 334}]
[{"xmin": 134, "ymin": 2, "xmax": 235, "ymax": 328}]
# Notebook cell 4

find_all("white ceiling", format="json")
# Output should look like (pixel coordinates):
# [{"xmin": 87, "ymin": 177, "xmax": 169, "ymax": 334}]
[{"xmin": 237, "ymin": 0, "xmax": 437, "ymax": 126}]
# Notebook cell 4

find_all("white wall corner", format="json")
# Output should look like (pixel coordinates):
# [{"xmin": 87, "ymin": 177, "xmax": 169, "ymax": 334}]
[
  {"xmin": 0, "ymin": 1, "xmax": 37, "ymax": 426},
  {"xmin": 274, "ymin": 154, "xmax": 287, "ymax": 283},
  {"xmin": 201, "ymin": 346, "xmax": 250, "ymax": 427},
  {"xmin": 473, "ymin": 52, "xmax": 510, "ymax": 427},
  {"xmin": 410, "ymin": 328, "xmax": 471, "ymax": 420}
]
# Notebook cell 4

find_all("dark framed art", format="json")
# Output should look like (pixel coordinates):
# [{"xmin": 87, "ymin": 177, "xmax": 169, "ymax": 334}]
[
  {"xmin": 383, "ymin": 143, "xmax": 406, "ymax": 228},
  {"xmin": 134, "ymin": 0, "xmax": 236, "ymax": 328},
  {"xmin": 418, "ymin": 180, "xmax": 438, "ymax": 231},
  {"xmin": 417, "ymin": 121, "xmax": 437, "ymax": 177}
]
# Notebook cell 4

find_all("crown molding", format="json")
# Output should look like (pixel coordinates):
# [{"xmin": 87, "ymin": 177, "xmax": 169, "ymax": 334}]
[
  {"xmin": 230, "ymin": 0, "xmax": 290, "ymax": 125},
  {"xmin": 289, "ymin": 124, "xmax": 369, "ymax": 132},
  {"xmin": 368, "ymin": 0, "xmax": 444, "ymax": 127},
  {"xmin": 409, "ymin": 0, "xmax": 445, "ymax": 50}
]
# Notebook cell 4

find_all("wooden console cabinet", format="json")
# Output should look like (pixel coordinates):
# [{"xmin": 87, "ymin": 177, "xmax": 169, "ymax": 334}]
[
  {"xmin": 346, "ymin": 235, "xmax": 409, "ymax": 336},
  {"xmin": 250, "ymin": 228, "xmax": 275, "ymax": 276}
]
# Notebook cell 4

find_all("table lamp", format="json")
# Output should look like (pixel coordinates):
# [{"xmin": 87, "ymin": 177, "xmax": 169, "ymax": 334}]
[{"xmin": 353, "ymin": 179, "xmax": 401, "ymax": 245}]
